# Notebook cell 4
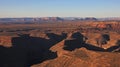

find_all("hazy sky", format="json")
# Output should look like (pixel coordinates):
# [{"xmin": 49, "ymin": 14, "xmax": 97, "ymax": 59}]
[{"xmin": 0, "ymin": 0, "xmax": 120, "ymax": 18}]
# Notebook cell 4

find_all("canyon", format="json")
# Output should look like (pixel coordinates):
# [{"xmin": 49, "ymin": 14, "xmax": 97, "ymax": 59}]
[{"xmin": 0, "ymin": 21, "xmax": 120, "ymax": 67}]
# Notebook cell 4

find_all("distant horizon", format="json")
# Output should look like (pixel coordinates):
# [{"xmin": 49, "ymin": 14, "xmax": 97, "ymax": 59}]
[
  {"xmin": 0, "ymin": 0, "xmax": 120, "ymax": 18},
  {"xmin": 0, "ymin": 16, "xmax": 120, "ymax": 18}
]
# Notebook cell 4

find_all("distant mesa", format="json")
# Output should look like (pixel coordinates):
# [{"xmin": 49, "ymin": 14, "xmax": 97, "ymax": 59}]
[
  {"xmin": 84, "ymin": 17, "xmax": 97, "ymax": 21},
  {"xmin": 40, "ymin": 17, "xmax": 63, "ymax": 21},
  {"xmin": 0, "ymin": 17, "xmax": 64, "ymax": 23},
  {"xmin": 1, "ymin": 17, "xmax": 120, "ymax": 23}
]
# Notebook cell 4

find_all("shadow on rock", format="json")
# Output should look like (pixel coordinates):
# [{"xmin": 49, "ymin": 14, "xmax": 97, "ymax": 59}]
[
  {"xmin": 83, "ymin": 44, "xmax": 105, "ymax": 52},
  {"xmin": 63, "ymin": 32, "xmax": 105, "ymax": 52},
  {"xmin": 106, "ymin": 40, "xmax": 120, "ymax": 52},
  {"xmin": 0, "ymin": 33, "xmax": 67, "ymax": 67}
]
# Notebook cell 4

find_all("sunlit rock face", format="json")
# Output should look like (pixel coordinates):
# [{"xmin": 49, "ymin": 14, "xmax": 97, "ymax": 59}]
[{"xmin": 0, "ymin": 36, "xmax": 13, "ymax": 47}]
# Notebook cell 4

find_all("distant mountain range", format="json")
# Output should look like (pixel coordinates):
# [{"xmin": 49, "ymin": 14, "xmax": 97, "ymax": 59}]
[{"xmin": 0, "ymin": 17, "xmax": 120, "ymax": 23}]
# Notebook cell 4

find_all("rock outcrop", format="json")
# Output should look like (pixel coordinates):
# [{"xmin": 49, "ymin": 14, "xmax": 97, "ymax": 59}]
[
  {"xmin": 89, "ymin": 22, "xmax": 120, "ymax": 31},
  {"xmin": 32, "ymin": 48, "xmax": 120, "ymax": 67},
  {"xmin": 31, "ymin": 32, "xmax": 120, "ymax": 67},
  {"xmin": 0, "ymin": 36, "xmax": 16, "ymax": 47}
]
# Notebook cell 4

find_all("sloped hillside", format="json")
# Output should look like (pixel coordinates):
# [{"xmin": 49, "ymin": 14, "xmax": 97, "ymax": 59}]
[
  {"xmin": 32, "ymin": 48, "xmax": 120, "ymax": 67},
  {"xmin": 31, "ymin": 32, "xmax": 120, "ymax": 67}
]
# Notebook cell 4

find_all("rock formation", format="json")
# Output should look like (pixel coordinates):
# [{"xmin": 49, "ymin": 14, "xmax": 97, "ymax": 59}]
[
  {"xmin": 0, "ymin": 36, "xmax": 18, "ymax": 47},
  {"xmin": 32, "ymin": 48, "xmax": 120, "ymax": 67}
]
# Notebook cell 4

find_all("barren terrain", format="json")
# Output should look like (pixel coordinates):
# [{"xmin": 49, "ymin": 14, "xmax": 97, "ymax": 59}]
[{"xmin": 0, "ymin": 21, "xmax": 120, "ymax": 67}]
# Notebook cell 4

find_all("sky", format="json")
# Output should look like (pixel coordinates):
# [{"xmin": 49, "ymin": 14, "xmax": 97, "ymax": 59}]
[{"xmin": 0, "ymin": 0, "xmax": 120, "ymax": 18}]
